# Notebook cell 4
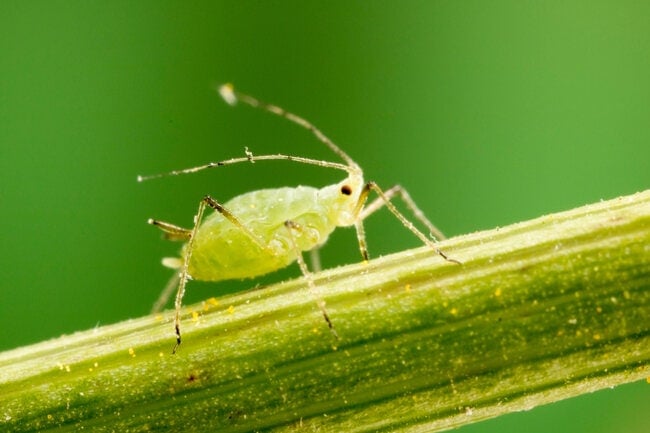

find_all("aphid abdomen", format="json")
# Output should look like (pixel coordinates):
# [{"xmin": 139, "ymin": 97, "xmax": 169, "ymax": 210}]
[
  {"xmin": 185, "ymin": 186, "xmax": 336, "ymax": 282},
  {"xmin": 186, "ymin": 225, "xmax": 288, "ymax": 281}
]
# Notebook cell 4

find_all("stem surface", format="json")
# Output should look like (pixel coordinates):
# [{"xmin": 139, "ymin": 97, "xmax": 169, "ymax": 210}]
[{"xmin": 1, "ymin": 190, "xmax": 649, "ymax": 432}]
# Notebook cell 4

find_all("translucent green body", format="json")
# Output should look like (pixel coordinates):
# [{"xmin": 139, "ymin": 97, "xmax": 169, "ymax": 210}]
[{"xmin": 184, "ymin": 181, "xmax": 357, "ymax": 281}]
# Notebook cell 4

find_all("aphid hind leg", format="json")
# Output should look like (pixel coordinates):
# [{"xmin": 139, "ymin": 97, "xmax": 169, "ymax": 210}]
[
  {"xmin": 309, "ymin": 248, "xmax": 323, "ymax": 273},
  {"xmin": 172, "ymin": 198, "xmax": 210, "ymax": 354},
  {"xmin": 147, "ymin": 219, "xmax": 191, "ymax": 313},
  {"xmin": 170, "ymin": 195, "xmax": 270, "ymax": 353},
  {"xmin": 284, "ymin": 220, "xmax": 338, "ymax": 339},
  {"xmin": 151, "ymin": 271, "xmax": 180, "ymax": 314},
  {"xmin": 353, "ymin": 182, "xmax": 461, "ymax": 264}
]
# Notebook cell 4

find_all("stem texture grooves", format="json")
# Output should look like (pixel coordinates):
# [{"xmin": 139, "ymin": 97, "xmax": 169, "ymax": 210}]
[{"xmin": 1, "ymin": 190, "xmax": 649, "ymax": 432}]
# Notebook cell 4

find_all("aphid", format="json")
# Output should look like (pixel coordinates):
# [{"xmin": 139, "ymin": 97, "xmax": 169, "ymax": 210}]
[{"xmin": 139, "ymin": 84, "xmax": 459, "ymax": 353}]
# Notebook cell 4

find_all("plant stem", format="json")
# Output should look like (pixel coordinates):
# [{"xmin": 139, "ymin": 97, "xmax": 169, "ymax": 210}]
[{"xmin": 1, "ymin": 190, "xmax": 649, "ymax": 432}]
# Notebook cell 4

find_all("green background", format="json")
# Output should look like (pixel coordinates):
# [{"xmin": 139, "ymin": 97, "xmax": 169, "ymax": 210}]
[{"xmin": 1, "ymin": 1, "xmax": 648, "ymax": 431}]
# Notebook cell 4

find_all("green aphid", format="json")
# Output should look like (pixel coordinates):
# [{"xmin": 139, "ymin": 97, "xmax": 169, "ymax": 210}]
[{"xmin": 139, "ymin": 84, "xmax": 458, "ymax": 353}]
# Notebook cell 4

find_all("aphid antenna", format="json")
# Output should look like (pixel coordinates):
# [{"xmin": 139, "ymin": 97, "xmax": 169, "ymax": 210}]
[
  {"xmin": 137, "ymin": 153, "xmax": 354, "ymax": 183},
  {"xmin": 218, "ymin": 83, "xmax": 361, "ymax": 171},
  {"xmin": 137, "ymin": 83, "xmax": 363, "ymax": 183}
]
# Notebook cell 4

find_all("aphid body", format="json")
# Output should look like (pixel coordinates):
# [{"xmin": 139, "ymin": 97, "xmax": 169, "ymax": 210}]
[{"xmin": 187, "ymin": 180, "xmax": 360, "ymax": 281}]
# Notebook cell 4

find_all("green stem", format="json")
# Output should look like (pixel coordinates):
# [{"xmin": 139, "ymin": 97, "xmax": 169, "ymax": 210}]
[{"xmin": 2, "ymin": 190, "xmax": 649, "ymax": 432}]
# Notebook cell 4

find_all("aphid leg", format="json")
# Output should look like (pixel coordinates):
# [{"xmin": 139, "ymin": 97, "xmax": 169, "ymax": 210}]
[
  {"xmin": 354, "ymin": 219, "xmax": 369, "ymax": 262},
  {"xmin": 170, "ymin": 195, "xmax": 270, "ymax": 353},
  {"xmin": 147, "ymin": 219, "xmax": 191, "ymax": 312},
  {"xmin": 202, "ymin": 196, "xmax": 268, "ymax": 250},
  {"xmin": 284, "ymin": 220, "xmax": 339, "ymax": 338},
  {"xmin": 151, "ymin": 271, "xmax": 180, "ymax": 314},
  {"xmin": 148, "ymin": 219, "xmax": 192, "ymax": 241},
  {"xmin": 359, "ymin": 185, "xmax": 447, "ymax": 242},
  {"xmin": 172, "ymin": 198, "xmax": 211, "ymax": 354},
  {"xmin": 353, "ymin": 182, "xmax": 461, "ymax": 265},
  {"xmin": 309, "ymin": 248, "xmax": 323, "ymax": 273}
]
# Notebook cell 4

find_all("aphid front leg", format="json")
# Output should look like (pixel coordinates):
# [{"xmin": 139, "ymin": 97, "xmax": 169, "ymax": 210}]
[
  {"xmin": 151, "ymin": 272, "xmax": 180, "ymax": 314},
  {"xmin": 353, "ymin": 218, "xmax": 369, "ymax": 262},
  {"xmin": 353, "ymin": 182, "xmax": 461, "ymax": 264},
  {"xmin": 360, "ymin": 184, "xmax": 447, "ymax": 242},
  {"xmin": 284, "ymin": 220, "xmax": 338, "ymax": 338}
]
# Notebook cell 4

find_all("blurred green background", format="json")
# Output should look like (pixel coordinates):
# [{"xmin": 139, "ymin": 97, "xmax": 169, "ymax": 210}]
[{"xmin": 1, "ymin": 1, "xmax": 648, "ymax": 431}]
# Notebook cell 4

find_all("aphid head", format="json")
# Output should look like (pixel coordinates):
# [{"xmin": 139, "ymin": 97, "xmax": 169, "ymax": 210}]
[{"xmin": 318, "ymin": 167, "xmax": 364, "ymax": 227}]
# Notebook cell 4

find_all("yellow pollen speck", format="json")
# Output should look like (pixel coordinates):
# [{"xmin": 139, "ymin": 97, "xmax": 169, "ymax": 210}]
[
  {"xmin": 154, "ymin": 314, "xmax": 163, "ymax": 322},
  {"xmin": 596, "ymin": 306, "xmax": 602, "ymax": 313},
  {"xmin": 191, "ymin": 310, "xmax": 200, "ymax": 322},
  {"xmin": 65, "ymin": 365, "xmax": 71, "ymax": 373},
  {"xmin": 646, "ymin": 377, "xmax": 650, "ymax": 384},
  {"xmin": 203, "ymin": 297, "xmax": 219, "ymax": 311},
  {"xmin": 450, "ymin": 307, "xmax": 458, "ymax": 316},
  {"xmin": 128, "ymin": 347, "xmax": 136, "ymax": 358},
  {"xmin": 593, "ymin": 333, "xmax": 602, "ymax": 341},
  {"xmin": 47, "ymin": 414, "xmax": 53, "ymax": 420},
  {"xmin": 494, "ymin": 287, "xmax": 502, "ymax": 297},
  {"xmin": 227, "ymin": 305, "xmax": 235, "ymax": 314},
  {"xmin": 404, "ymin": 284, "xmax": 412, "ymax": 293}
]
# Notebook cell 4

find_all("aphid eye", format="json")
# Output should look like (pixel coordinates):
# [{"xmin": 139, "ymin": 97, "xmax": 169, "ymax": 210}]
[{"xmin": 340, "ymin": 185, "xmax": 352, "ymax": 196}]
